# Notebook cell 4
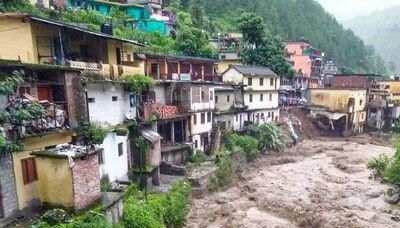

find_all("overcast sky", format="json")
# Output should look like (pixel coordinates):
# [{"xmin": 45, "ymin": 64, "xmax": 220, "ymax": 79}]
[{"xmin": 316, "ymin": 0, "xmax": 400, "ymax": 21}]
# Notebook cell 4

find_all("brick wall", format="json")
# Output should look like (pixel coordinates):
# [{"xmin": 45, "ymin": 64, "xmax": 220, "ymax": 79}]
[
  {"xmin": 0, "ymin": 153, "xmax": 19, "ymax": 219},
  {"xmin": 65, "ymin": 71, "xmax": 87, "ymax": 129},
  {"xmin": 71, "ymin": 154, "xmax": 101, "ymax": 211}
]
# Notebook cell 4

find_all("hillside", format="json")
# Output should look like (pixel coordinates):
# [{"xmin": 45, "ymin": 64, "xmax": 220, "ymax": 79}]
[
  {"xmin": 344, "ymin": 5, "xmax": 400, "ymax": 74},
  {"xmin": 184, "ymin": 0, "xmax": 387, "ymax": 74}
]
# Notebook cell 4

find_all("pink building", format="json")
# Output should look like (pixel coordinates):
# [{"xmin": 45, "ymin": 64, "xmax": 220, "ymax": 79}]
[{"xmin": 285, "ymin": 39, "xmax": 323, "ymax": 90}]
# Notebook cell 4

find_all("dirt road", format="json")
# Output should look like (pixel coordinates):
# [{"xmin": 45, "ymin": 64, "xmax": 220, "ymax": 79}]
[{"xmin": 188, "ymin": 138, "xmax": 400, "ymax": 228}]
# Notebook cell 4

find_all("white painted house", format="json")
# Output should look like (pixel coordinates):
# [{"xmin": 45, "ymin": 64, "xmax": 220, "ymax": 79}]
[
  {"xmin": 214, "ymin": 85, "xmax": 247, "ymax": 131},
  {"xmin": 222, "ymin": 65, "xmax": 280, "ymax": 124},
  {"xmin": 86, "ymin": 82, "xmax": 136, "ymax": 182}
]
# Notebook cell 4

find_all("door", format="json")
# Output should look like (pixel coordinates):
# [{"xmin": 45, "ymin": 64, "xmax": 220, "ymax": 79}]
[
  {"xmin": 37, "ymin": 86, "xmax": 51, "ymax": 101},
  {"xmin": 116, "ymin": 48, "xmax": 121, "ymax": 65},
  {"xmin": 53, "ymin": 37, "xmax": 62, "ymax": 64},
  {"xmin": 203, "ymin": 136, "xmax": 210, "ymax": 155}
]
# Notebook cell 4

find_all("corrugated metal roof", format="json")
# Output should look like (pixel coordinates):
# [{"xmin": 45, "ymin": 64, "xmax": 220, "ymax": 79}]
[
  {"xmin": 141, "ymin": 129, "xmax": 162, "ymax": 142},
  {"xmin": 230, "ymin": 65, "xmax": 277, "ymax": 77}
]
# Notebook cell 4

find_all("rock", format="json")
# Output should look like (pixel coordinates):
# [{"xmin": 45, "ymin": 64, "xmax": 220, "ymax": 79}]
[
  {"xmin": 366, "ymin": 189, "xmax": 385, "ymax": 198},
  {"xmin": 385, "ymin": 192, "xmax": 400, "ymax": 205}
]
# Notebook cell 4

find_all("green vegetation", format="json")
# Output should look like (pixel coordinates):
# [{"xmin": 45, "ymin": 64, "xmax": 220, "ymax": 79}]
[
  {"xmin": 115, "ymin": 126, "xmax": 129, "ymax": 136},
  {"xmin": 31, "ymin": 208, "xmax": 111, "ymax": 228},
  {"xmin": 0, "ymin": 72, "xmax": 24, "ymax": 96},
  {"xmin": 238, "ymin": 13, "xmax": 294, "ymax": 78},
  {"xmin": 123, "ymin": 181, "xmax": 191, "ymax": 228},
  {"xmin": 186, "ymin": 0, "xmax": 387, "ymax": 74},
  {"xmin": 83, "ymin": 122, "xmax": 107, "ymax": 145},
  {"xmin": 368, "ymin": 135, "xmax": 400, "ymax": 184},
  {"xmin": 225, "ymin": 132, "xmax": 259, "ymax": 162},
  {"xmin": 247, "ymin": 123, "xmax": 287, "ymax": 152},
  {"xmin": 187, "ymin": 149, "xmax": 205, "ymax": 165},
  {"xmin": 208, "ymin": 149, "xmax": 233, "ymax": 192},
  {"xmin": 125, "ymin": 74, "xmax": 155, "ymax": 95}
]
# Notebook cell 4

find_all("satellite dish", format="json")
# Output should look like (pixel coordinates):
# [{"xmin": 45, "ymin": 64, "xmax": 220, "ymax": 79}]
[{"xmin": 125, "ymin": 112, "xmax": 134, "ymax": 120}]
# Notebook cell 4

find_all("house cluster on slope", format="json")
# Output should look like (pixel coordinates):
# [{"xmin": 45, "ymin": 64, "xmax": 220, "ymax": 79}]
[
  {"xmin": 0, "ymin": 14, "xmax": 281, "ymax": 220},
  {"xmin": 31, "ymin": 0, "xmax": 176, "ymax": 35}
]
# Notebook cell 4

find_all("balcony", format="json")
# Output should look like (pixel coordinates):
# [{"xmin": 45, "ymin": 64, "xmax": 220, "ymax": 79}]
[
  {"xmin": 368, "ymin": 99, "xmax": 387, "ymax": 108},
  {"xmin": 67, "ymin": 61, "xmax": 143, "ymax": 79},
  {"xmin": 139, "ymin": 102, "xmax": 183, "ymax": 122},
  {"xmin": 3, "ymin": 100, "xmax": 69, "ymax": 140}
]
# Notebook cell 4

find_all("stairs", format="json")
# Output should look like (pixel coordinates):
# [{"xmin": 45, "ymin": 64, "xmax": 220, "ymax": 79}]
[{"xmin": 209, "ymin": 124, "xmax": 222, "ymax": 152}]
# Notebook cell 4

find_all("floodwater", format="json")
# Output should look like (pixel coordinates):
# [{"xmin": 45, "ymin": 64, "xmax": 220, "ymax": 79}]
[{"xmin": 188, "ymin": 137, "xmax": 400, "ymax": 228}]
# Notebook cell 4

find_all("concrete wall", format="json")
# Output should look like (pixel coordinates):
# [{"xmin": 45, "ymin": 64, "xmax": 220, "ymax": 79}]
[
  {"xmin": 191, "ymin": 112, "xmax": 212, "ymax": 135},
  {"xmin": 308, "ymin": 89, "xmax": 367, "ymax": 113},
  {"xmin": 248, "ymin": 109, "xmax": 280, "ymax": 123},
  {"xmin": 13, "ymin": 132, "xmax": 73, "ymax": 210},
  {"xmin": 244, "ymin": 76, "xmax": 280, "ymax": 91},
  {"xmin": 217, "ymin": 60, "xmax": 240, "ymax": 74},
  {"xmin": 99, "ymin": 133, "xmax": 129, "ymax": 182},
  {"xmin": 245, "ymin": 91, "xmax": 279, "ymax": 110},
  {"xmin": 0, "ymin": 154, "xmax": 19, "ymax": 219},
  {"xmin": 147, "ymin": 139, "xmax": 161, "ymax": 167},
  {"xmin": 191, "ymin": 85, "xmax": 215, "ymax": 111},
  {"xmin": 0, "ymin": 17, "xmax": 34, "ymax": 63},
  {"xmin": 35, "ymin": 157, "xmax": 74, "ymax": 209},
  {"xmin": 222, "ymin": 68, "xmax": 243, "ymax": 84},
  {"xmin": 87, "ymin": 83, "xmax": 136, "ymax": 126},
  {"xmin": 215, "ymin": 90, "xmax": 235, "ymax": 112}
]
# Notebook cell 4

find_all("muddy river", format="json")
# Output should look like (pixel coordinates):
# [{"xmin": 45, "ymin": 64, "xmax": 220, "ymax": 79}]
[{"xmin": 188, "ymin": 138, "xmax": 400, "ymax": 228}]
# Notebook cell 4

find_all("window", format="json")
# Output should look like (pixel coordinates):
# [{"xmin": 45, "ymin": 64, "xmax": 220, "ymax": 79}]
[
  {"xmin": 194, "ymin": 140, "xmax": 198, "ymax": 148},
  {"xmin": 193, "ymin": 114, "xmax": 197, "ymax": 125},
  {"xmin": 21, "ymin": 158, "xmax": 37, "ymax": 185},
  {"xmin": 260, "ymin": 94, "xmax": 263, "ymax": 101},
  {"xmin": 249, "ymin": 94, "xmax": 253, "ymax": 102},
  {"xmin": 112, "ymin": 96, "xmax": 118, "ymax": 102},
  {"xmin": 87, "ymin": 97, "xmax": 95, "ymax": 103},
  {"xmin": 270, "ymin": 78, "xmax": 274, "ymax": 86},
  {"xmin": 207, "ymin": 112, "xmax": 211, "ymax": 122},
  {"xmin": 151, "ymin": 63, "xmax": 158, "ymax": 75},
  {"xmin": 215, "ymin": 96, "xmax": 218, "ymax": 103},
  {"xmin": 359, "ymin": 100, "xmax": 363, "ymax": 106},
  {"xmin": 118, "ymin": 142, "xmax": 123, "ymax": 157},
  {"xmin": 248, "ymin": 77, "xmax": 252, "ymax": 86},
  {"xmin": 201, "ymin": 91, "xmax": 205, "ymax": 101},
  {"xmin": 210, "ymin": 91, "xmax": 214, "ymax": 101},
  {"xmin": 269, "ymin": 94, "xmax": 272, "ymax": 101},
  {"xmin": 98, "ymin": 149, "xmax": 105, "ymax": 164},
  {"xmin": 260, "ymin": 78, "xmax": 264, "ymax": 86},
  {"xmin": 227, "ymin": 95, "xmax": 230, "ymax": 102},
  {"xmin": 236, "ymin": 114, "xmax": 238, "ymax": 121},
  {"xmin": 201, "ymin": 113, "xmax": 205, "ymax": 124}
]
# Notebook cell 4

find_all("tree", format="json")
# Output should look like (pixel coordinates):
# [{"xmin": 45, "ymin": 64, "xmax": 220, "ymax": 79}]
[
  {"xmin": 238, "ymin": 13, "xmax": 266, "ymax": 47},
  {"xmin": 174, "ymin": 26, "xmax": 215, "ymax": 57},
  {"xmin": 189, "ymin": 0, "xmax": 205, "ymax": 29},
  {"xmin": 238, "ymin": 13, "xmax": 294, "ymax": 78}
]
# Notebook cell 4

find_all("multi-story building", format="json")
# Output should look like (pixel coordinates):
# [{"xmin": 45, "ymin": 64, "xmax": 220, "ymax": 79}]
[
  {"xmin": 307, "ymin": 88, "xmax": 367, "ymax": 136},
  {"xmin": 209, "ymin": 33, "xmax": 242, "ymax": 74},
  {"xmin": 285, "ymin": 39, "xmax": 323, "ymax": 94},
  {"xmin": 321, "ymin": 60, "xmax": 339, "ymax": 77},
  {"xmin": 64, "ymin": 0, "xmax": 176, "ymax": 35},
  {"xmin": 0, "ymin": 60, "xmax": 102, "ymax": 216},
  {"xmin": 222, "ymin": 65, "xmax": 280, "ymax": 124},
  {"xmin": 0, "ymin": 13, "xmax": 145, "ymax": 79},
  {"xmin": 326, "ymin": 74, "xmax": 377, "ymax": 89}
]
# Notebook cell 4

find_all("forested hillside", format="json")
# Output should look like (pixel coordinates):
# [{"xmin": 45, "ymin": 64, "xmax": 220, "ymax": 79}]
[
  {"xmin": 344, "ymin": 5, "xmax": 400, "ymax": 75},
  {"xmin": 176, "ymin": 0, "xmax": 387, "ymax": 74}
]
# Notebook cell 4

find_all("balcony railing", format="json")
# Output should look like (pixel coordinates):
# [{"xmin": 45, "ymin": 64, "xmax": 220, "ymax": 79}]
[{"xmin": 3, "ymin": 101, "xmax": 69, "ymax": 140}]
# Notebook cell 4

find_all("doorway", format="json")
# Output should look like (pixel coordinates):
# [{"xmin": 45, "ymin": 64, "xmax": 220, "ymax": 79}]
[
  {"xmin": 116, "ymin": 48, "xmax": 121, "ymax": 65},
  {"xmin": 0, "ymin": 183, "xmax": 4, "ymax": 219}
]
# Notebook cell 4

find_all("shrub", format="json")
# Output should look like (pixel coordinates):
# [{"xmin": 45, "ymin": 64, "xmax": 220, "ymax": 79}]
[
  {"xmin": 125, "ymin": 74, "xmax": 155, "ymax": 95},
  {"xmin": 164, "ymin": 181, "xmax": 191, "ymax": 228},
  {"xmin": 367, "ymin": 154, "xmax": 390, "ymax": 179},
  {"xmin": 115, "ymin": 127, "xmax": 129, "ymax": 136},
  {"xmin": 187, "ymin": 149, "xmax": 205, "ymax": 164},
  {"xmin": 124, "ymin": 194, "xmax": 166, "ymax": 228},
  {"xmin": 225, "ymin": 132, "xmax": 259, "ymax": 162},
  {"xmin": 83, "ymin": 123, "xmax": 107, "ymax": 145},
  {"xmin": 208, "ymin": 150, "xmax": 233, "ymax": 191},
  {"xmin": 247, "ymin": 123, "xmax": 286, "ymax": 152}
]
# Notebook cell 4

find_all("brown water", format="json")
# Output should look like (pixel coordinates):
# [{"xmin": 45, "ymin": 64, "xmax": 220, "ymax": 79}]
[{"xmin": 188, "ymin": 138, "xmax": 400, "ymax": 228}]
